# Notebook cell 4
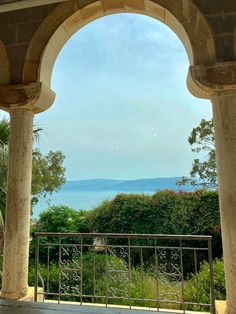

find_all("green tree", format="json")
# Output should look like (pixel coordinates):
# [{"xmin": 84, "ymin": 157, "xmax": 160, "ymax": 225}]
[
  {"xmin": 31, "ymin": 150, "xmax": 66, "ymax": 206},
  {"xmin": 32, "ymin": 205, "xmax": 88, "ymax": 233},
  {"xmin": 30, "ymin": 206, "xmax": 89, "ymax": 263},
  {"xmin": 177, "ymin": 119, "xmax": 217, "ymax": 188},
  {"xmin": 0, "ymin": 117, "xmax": 66, "ymax": 216}
]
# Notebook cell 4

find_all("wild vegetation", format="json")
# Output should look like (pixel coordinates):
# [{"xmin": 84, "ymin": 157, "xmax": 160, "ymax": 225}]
[{"xmin": 29, "ymin": 188, "xmax": 224, "ymax": 310}]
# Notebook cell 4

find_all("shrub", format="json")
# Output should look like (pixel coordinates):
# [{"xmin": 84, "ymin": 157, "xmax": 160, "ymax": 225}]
[
  {"xmin": 85, "ymin": 190, "xmax": 221, "ymax": 258},
  {"xmin": 184, "ymin": 259, "xmax": 225, "ymax": 310}
]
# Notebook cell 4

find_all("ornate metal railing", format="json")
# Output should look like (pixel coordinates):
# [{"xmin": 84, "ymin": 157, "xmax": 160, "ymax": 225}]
[{"xmin": 34, "ymin": 233, "xmax": 216, "ymax": 313}]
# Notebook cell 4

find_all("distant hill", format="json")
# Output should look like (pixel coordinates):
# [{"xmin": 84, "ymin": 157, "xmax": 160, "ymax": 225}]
[{"xmin": 61, "ymin": 177, "xmax": 192, "ymax": 192}]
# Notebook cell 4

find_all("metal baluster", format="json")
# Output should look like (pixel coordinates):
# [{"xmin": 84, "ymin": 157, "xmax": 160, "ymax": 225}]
[
  {"xmin": 141, "ymin": 247, "xmax": 144, "ymax": 301},
  {"xmin": 46, "ymin": 245, "xmax": 50, "ymax": 296},
  {"xmin": 155, "ymin": 238, "xmax": 160, "ymax": 311},
  {"xmin": 128, "ymin": 237, "xmax": 132, "ymax": 309},
  {"xmin": 34, "ymin": 234, "xmax": 39, "ymax": 302},
  {"xmin": 93, "ymin": 250, "xmax": 96, "ymax": 303},
  {"xmin": 80, "ymin": 237, "xmax": 83, "ymax": 306},
  {"xmin": 105, "ymin": 237, "xmax": 108, "ymax": 307},
  {"xmin": 180, "ymin": 239, "xmax": 185, "ymax": 314},
  {"xmin": 58, "ymin": 237, "xmax": 62, "ymax": 304},
  {"xmin": 208, "ymin": 239, "xmax": 216, "ymax": 314},
  {"xmin": 194, "ymin": 249, "xmax": 200, "ymax": 307}
]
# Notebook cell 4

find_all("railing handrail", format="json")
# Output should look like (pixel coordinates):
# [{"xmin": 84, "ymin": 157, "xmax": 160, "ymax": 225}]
[
  {"xmin": 34, "ymin": 232, "xmax": 215, "ymax": 314},
  {"xmin": 34, "ymin": 232, "xmax": 212, "ymax": 241}
]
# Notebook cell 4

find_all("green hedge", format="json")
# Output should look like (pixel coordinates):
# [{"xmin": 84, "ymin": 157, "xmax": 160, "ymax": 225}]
[{"xmin": 85, "ymin": 190, "xmax": 221, "ymax": 257}]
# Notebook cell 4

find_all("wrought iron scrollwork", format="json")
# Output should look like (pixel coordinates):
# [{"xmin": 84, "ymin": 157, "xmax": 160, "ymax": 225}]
[{"xmin": 60, "ymin": 244, "xmax": 82, "ymax": 295}]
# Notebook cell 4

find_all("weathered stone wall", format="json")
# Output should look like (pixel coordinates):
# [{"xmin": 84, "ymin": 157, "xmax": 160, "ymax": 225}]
[
  {"xmin": 0, "ymin": 3, "xmax": 58, "ymax": 84},
  {"xmin": 193, "ymin": 0, "xmax": 236, "ymax": 62}
]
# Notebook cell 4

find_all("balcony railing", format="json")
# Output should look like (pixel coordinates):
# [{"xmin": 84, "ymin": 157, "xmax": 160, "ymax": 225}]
[{"xmin": 34, "ymin": 233, "xmax": 216, "ymax": 313}]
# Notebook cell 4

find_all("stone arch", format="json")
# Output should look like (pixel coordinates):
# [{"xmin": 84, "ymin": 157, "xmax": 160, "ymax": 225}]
[
  {"xmin": 0, "ymin": 40, "xmax": 10, "ymax": 85},
  {"xmin": 23, "ymin": 0, "xmax": 216, "ymax": 88}
]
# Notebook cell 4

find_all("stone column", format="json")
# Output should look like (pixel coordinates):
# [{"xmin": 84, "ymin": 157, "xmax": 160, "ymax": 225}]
[
  {"xmin": 211, "ymin": 91, "xmax": 236, "ymax": 314},
  {"xmin": 1, "ymin": 108, "xmax": 34, "ymax": 299},
  {"xmin": 187, "ymin": 62, "xmax": 236, "ymax": 314},
  {"xmin": 0, "ymin": 82, "xmax": 55, "ymax": 300}
]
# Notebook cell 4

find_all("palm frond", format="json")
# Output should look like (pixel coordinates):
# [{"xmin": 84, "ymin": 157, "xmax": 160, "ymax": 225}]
[
  {"xmin": 0, "ymin": 186, "xmax": 6, "ymax": 228},
  {"xmin": 33, "ymin": 127, "xmax": 43, "ymax": 143},
  {"xmin": 0, "ymin": 117, "xmax": 10, "ymax": 147}
]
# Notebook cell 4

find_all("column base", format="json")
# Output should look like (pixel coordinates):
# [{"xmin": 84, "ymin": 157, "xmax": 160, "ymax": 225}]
[
  {"xmin": 20, "ymin": 287, "xmax": 44, "ymax": 302},
  {"xmin": 0, "ymin": 287, "xmax": 44, "ymax": 302},
  {"xmin": 0, "ymin": 286, "xmax": 28, "ymax": 299}
]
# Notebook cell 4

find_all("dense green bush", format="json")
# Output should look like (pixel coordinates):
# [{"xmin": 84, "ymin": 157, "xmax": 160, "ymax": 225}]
[
  {"xmin": 30, "ymin": 206, "xmax": 90, "ymax": 263},
  {"xmin": 32, "ymin": 205, "xmax": 89, "ymax": 233},
  {"xmin": 85, "ymin": 190, "xmax": 221, "ymax": 257},
  {"xmin": 185, "ymin": 259, "xmax": 225, "ymax": 310}
]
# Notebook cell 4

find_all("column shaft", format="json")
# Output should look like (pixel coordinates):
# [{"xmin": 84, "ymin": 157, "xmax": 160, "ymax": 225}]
[
  {"xmin": 1, "ymin": 108, "xmax": 34, "ymax": 299},
  {"xmin": 212, "ymin": 91, "xmax": 236, "ymax": 314}
]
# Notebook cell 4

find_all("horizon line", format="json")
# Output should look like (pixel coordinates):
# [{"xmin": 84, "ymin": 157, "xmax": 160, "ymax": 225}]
[{"xmin": 66, "ymin": 176, "xmax": 185, "ymax": 182}]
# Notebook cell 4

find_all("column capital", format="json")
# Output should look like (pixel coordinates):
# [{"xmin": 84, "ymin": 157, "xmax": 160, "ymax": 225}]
[
  {"xmin": 0, "ymin": 82, "xmax": 55, "ymax": 113},
  {"xmin": 187, "ymin": 61, "xmax": 236, "ymax": 99}
]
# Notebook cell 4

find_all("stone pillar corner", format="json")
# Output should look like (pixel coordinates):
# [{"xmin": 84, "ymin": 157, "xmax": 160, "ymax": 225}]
[{"xmin": 187, "ymin": 61, "xmax": 236, "ymax": 99}]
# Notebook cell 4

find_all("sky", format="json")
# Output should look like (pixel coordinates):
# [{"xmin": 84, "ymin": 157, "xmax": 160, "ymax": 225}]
[{"xmin": 3, "ymin": 13, "xmax": 213, "ymax": 181}]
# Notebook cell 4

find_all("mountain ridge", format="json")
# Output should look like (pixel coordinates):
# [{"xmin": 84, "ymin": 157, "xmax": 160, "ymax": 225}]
[{"xmin": 61, "ymin": 177, "xmax": 192, "ymax": 192}]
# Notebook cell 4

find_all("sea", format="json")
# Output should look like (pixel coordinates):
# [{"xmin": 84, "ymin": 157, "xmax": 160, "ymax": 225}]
[
  {"xmin": 32, "ymin": 177, "xmax": 192, "ymax": 219},
  {"xmin": 32, "ymin": 190, "xmax": 154, "ymax": 219}
]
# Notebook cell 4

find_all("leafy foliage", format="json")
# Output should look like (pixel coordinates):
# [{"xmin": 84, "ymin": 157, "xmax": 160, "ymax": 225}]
[
  {"xmin": 32, "ymin": 205, "xmax": 89, "ymax": 233},
  {"xmin": 185, "ymin": 259, "xmax": 225, "ymax": 310},
  {"xmin": 86, "ymin": 190, "xmax": 222, "ymax": 257},
  {"xmin": 30, "ymin": 206, "xmax": 89, "ymax": 263},
  {"xmin": 31, "ymin": 150, "xmax": 66, "ymax": 206},
  {"xmin": 177, "ymin": 119, "xmax": 217, "ymax": 188}
]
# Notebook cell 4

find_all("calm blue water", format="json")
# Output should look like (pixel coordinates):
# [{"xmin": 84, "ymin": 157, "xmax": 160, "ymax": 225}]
[{"xmin": 32, "ymin": 190, "xmax": 154, "ymax": 219}]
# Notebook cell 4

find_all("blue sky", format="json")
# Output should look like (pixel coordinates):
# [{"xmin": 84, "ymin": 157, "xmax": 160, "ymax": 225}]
[{"xmin": 13, "ymin": 14, "xmax": 214, "ymax": 180}]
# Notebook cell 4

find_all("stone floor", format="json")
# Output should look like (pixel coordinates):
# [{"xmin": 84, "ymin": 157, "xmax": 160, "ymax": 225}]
[
  {"xmin": 0, "ymin": 300, "xmax": 178, "ymax": 314},
  {"xmin": 0, "ymin": 300, "xmax": 212, "ymax": 314}
]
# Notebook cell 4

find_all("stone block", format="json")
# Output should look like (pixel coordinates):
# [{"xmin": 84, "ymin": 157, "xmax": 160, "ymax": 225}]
[
  {"xmin": 6, "ymin": 43, "xmax": 28, "ymax": 62},
  {"xmin": 102, "ymin": 0, "xmax": 124, "ymax": 14},
  {"xmin": 22, "ymin": 60, "xmax": 39, "ymax": 83},
  {"xmin": 216, "ymin": 300, "xmax": 226, "ymax": 314},
  {"xmin": 0, "ymin": 24, "xmax": 17, "ymax": 45},
  {"xmin": 124, "ymin": 0, "xmax": 145, "ymax": 11},
  {"xmin": 7, "ymin": 9, "xmax": 30, "ymax": 24},
  {"xmin": 18, "ymin": 21, "xmax": 40, "ymax": 43},
  {"xmin": 9, "ymin": 60, "xmax": 23, "ymax": 83}
]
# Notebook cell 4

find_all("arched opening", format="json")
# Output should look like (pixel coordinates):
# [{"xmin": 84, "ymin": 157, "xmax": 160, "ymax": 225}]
[
  {"xmin": 34, "ymin": 11, "xmax": 212, "ymax": 215},
  {"xmin": 32, "ymin": 13, "xmax": 216, "ymax": 308},
  {"xmin": 23, "ymin": 0, "xmax": 216, "ymax": 88}
]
